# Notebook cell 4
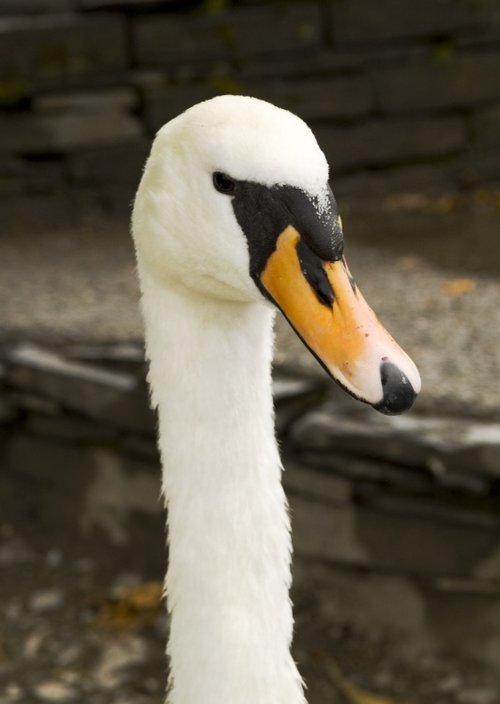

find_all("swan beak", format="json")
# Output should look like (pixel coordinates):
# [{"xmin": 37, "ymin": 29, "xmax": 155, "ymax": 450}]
[{"xmin": 260, "ymin": 226, "xmax": 421, "ymax": 414}]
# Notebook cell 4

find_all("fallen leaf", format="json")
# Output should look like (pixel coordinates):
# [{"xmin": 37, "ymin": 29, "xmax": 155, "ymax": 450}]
[
  {"xmin": 122, "ymin": 581, "xmax": 164, "ymax": 610},
  {"xmin": 383, "ymin": 194, "xmax": 430, "ymax": 212},
  {"xmin": 322, "ymin": 654, "xmax": 412, "ymax": 704},
  {"xmin": 342, "ymin": 681, "xmax": 410, "ymax": 704},
  {"xmin": 441, "ymin": 278, "xmax": 476, "ymax": 297},
  {"xmin": 397, "ymin": 256, "xmax": 425, "ymax": 271},
  {"xmin": 429, "ymin": 194, "xmax": 458, "ymax": 214},
  {"xmin": 91, "ymin": 581, "xmax": 164, "ymax": 633}
]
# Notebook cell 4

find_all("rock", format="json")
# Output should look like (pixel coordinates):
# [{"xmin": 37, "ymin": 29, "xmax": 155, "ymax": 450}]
[
  {"xmin": 30, "ymin": 588, "xmax": 64, "ymax": 612},
  {"xmin": 314, "ymin": 116, "xmax": 467, "ymax": 172},
  {"xmin": 240, "ymin": 49, "xmax": 365, "ymax": 80},
  {"xmin": 57, "ymin": 644, "xmax": 82, "ymax": 667},
  {"xmin": 143, "ymin": 71, "xmax": 374, "ymax": 132},
  {"xmin": 0, "ymin": 524, "xmax": 14, "ymax": 538},
  {"xmin": 335, "ymin": 161, "xmax": 457, "ymax": 199},
  {"xmin": 110, "ymin": 571, "xmax": 143, "ymax": 596},
  {"xmin": 80, "ymin": 449, "xmax": 162, "ymax": 545},
  {"xmin": 24, "ymin": 630, "xmax": 47, "ymax": 659},
  {"xmin": 6, "ymin": 344, "xmax": 153, "ymax": 433},
  {"xmin": 33, "ymin": 681, "xmax": 75, "ymax": 702},
  {"xmin": 94, "ymin": 636, "xmax": 147, "ymax": 689},
  {"xmin": 120, "ymin": 434, "xmax": 159, "ymax": 463},
  {"xmin": 0, "ymin": 156, "xmax": 65, "ymax": 195},
  {"xmin": 252, "ymin": 74, "xmax": 374, "ymax": 122},
  {"xmin": 273, "ymin": 374, "xmax": 326, "ymax": 435},
  {"xmin": 297, "ymin": 450, "xmax": 454, "ymax": 493},
  {"xmin": 438, "ymin": 673, "xmax": 462, "ymax": 694},
  {"xmin": 0, "ymin": 14, "xmax": 127, "ymax": 91},
  {"xmin": 459, "ymin": 147, "xmax": 500, "ymax": 186},
  {"xmin": 458, "ymin": 688, "xmax": 498, "ymax": 704},
  {"xmin": 474, "ymin": 105, "xmax": 500, "ymax": 149},
  {"xmin": 0, "ymin": 0, "xmax": 71, "ymax": 13},
  {"xmin": 290, "ymin": 492, "xmax": 369, "ymax": 565},
  {"xmin": 0, "ymin": 396, "xmax": 18, "ymax": 424},
  {"xmin": 284, "ymin": 461, "xmax": 352, "ymax": 505},
  {"xmin": 3, "ymin": 599, "xmax": 22, "ymax": 621},
  {"xmin": 3, "ymin": 683, "xmax": 22, "ymax": 701},
  {"xmin": 7, "ymin": 390, "xmax": 59, "ymax": 415},
  {"xmin": 66, "ymin": 142, "xmax": 149, "ymax": 187},
  {"xmin": 26, "ymin": 412, "xmax": 119, "ymax": 444},
  {"xmin": 0, "ymin": 537, "xmax": 33, "ymax": 567},
  {"xmin": 330, "ymin": 0, "xmax": 478, "ymax": 43},
  {"xmin": 79, "ymin": 0, "xmax": 172, "ymax": 7},
  {"xmin": 0, "ymin": 111, "xmax": 143, "ymax": 155},
  {"xmin": 133, "ymin": 4, "xmax": 322, "ymax": 66},
  {"xmin": 374, "ymin": 52, "xmax": 500, "ymax": 113},
  {"xmin": 45, "ymin": 548, "xmax": 63, "ymax": 568},
  {"xmin": 73, "ymin": 557, "xmax": 95, "ymax": 573},
  {"xmin": 140, "ymin": 78, "xmax": 218, "ymax": 132},
  {"xmin": 64, "ymin": 342, "xmax": 144, "ymax": 364},
  {"xmin": 143, "ymin": 677, "xmax": 160, "ymax": 693},
  {"xmin": 290, "ymin": 401, "xmax": 500, "ymax": 483},
  {"xmin": 34, "ymin": 88, "xmax": 139, "ymax": 114}
]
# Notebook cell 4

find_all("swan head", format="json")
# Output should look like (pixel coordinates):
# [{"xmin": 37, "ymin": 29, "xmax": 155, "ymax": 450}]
[{"xmin": 132, "ymin": 95, "xmax": 421, "ymax": 414}]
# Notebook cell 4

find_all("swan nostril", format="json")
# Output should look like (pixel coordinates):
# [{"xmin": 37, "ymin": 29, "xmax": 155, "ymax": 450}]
[{"xmin": 374, "ymin": 361, "xmax": 417, "ymax": 415}]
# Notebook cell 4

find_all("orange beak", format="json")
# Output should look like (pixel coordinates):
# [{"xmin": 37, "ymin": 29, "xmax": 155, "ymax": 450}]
[{"xmin": 260, "ymin": 226, "xmax": 420, "ymax": 413}]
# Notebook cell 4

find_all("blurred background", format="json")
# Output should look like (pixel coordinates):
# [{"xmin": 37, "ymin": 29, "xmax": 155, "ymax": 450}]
[{"xmin": 2, "ymin": 1, "xmax": 500, "ymax": 703}]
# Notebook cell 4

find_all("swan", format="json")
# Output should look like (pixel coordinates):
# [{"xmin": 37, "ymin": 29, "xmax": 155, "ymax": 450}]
[{"xmin": 131, "ymin": 95, "xmax": 421, "ymax": 704}]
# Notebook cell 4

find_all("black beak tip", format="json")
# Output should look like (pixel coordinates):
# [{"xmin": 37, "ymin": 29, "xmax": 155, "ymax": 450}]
[{"xmin": 373, "ymin": 361, "xmax": 417, "ymax": 416}]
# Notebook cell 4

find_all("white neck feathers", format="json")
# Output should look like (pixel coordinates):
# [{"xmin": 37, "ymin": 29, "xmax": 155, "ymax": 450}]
[{"xmin": 139, "ymin": 272, "xmax": 306, "ymax": 704}]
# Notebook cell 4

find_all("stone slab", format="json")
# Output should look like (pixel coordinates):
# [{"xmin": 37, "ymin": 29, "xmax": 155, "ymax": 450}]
[
  {"xmin": 0, "ymin": 156, "xmax": 66, "ymax": 195},
  {"xmin": 334, "ymin": 161, "xmax": 457, "ymax": 198},
  {"xmin": 273, "ymin": 375, "xmax": 327, "ymax": 436},
  {"xmin": 291, "ymin": 401, "xmax": 500, "ymax": 484},
  {"xmin": 250, "ymin": 73, "xmax": 373, "ymax": 122},
  {"xmin": 374, "ymin": 53, "xmax": 500, "ymax": 113},
  {"xmin": 314, "ymin": 116, "xmax": 466, "ymax": 171},
  {"xmin": 458, "ymin": 147, "xmax": 500, "ymax": 185},
  {"xmin": 133, "ymin": 4, "xmax": 322, "ymax": 65},
  {"xmin": 66, "ymin": 141, "xmax": 149, "ymax": 186},
  {"xmin": 0, "ymin": 110, "xmax": 143, "ymax": 155},
  {"xmin": 137, "ymin": 77, "xmax": 218, "ymax": 132},
  {"xmin": 34, "ymin": 87, "xmax": 139, "ymax": 114},
  {"xmin": 0, "ymin": 14, "xmax": 127, "ymax": 95},
  {"xmin": 0, "ymin": 396, "xmax": 18, "ymax": 424},
  {"xmin": 6, "ymin": 344, "xmax": 154, "ymax": 433},
  {"xmin": 330, "ymin": 0, "xmax": 488, "ymax": 43},
  {"xmin": 79, "ymin": 0, "xmax": 177, "ymax": 6},
  {"xmin": 289, "ymin": 487, "xmax": 500, "ymax": 580},
  {"xmin": 0, "ymin": 0, "xmax": 72, "ymax": 13},
  {"xmin": 141, "ymin": 71, "xmax": 373, "ymax": 131},
  {"xmin": 26, "ymin": 411, "xmax": 119, "ymax": 443},
  {"xmin": 474, "ymin": 105, "xmax": 500, "ymax": 149}
]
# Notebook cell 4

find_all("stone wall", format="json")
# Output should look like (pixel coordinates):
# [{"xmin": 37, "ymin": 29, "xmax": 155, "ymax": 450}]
[
  {"xmin": 2, "ymin": 0, "xmax": 500, "ymax": 206},
  {"xmin": 4, "ymin": 341, "xmax": 500, "ymax": 589}
]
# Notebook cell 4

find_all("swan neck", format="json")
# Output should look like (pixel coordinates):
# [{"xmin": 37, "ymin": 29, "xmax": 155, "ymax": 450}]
[{"xmin": 140, "ymin": 275, "xmax": 306, "ymax": 704}]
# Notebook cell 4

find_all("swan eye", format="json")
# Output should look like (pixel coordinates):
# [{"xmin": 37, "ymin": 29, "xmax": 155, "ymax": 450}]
[{"xmin": 213, "ymin": 172, "xmax": 236, "ymax": 195}]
